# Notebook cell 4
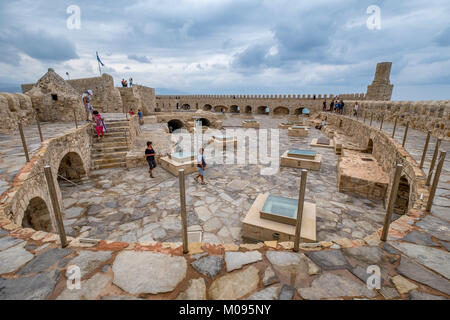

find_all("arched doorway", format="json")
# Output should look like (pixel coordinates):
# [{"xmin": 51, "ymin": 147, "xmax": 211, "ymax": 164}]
[
  {"xmin": 203, "ymin": 104, "xmax": 212, "ymax": 111},
  {"xmin": 274, "ymin": 107, "xmax": 289, "ymax": 115},
  {"xmin": 245, "ymin": 106, "xmax": 252, "ymax": 114},
  {"xmin": 257, "ymin": 106, "xmax": 269, "ymax": 115},
  {"xmin": 58, "ymin": 152, "xmax": 86, "ymax": 181},
  {"xmin": 22, "ymin": 197, "xmax": 53, "ymax": 232},
  {"xmin": 393, "ymin": 176, "xmax": 410, "ymax": 215},
  {"xmin": 181, "ymin": 104, "xmax": 191, "ymax": 110},
  {"xmin": 294, "ymin": 108, "xmax": 304, "ymax": 115},
  {"xmin": 367, "ymin": 139, "xmax": 374, "ymax": 154},
  {"xmin": 230, "ymin": 105, "xmax": 240, "ymax": 113},
  {"xmin": 195, "ymin": 118, "xmax": 211, "ymax": 127},
  {"xmin": 168, "ymin": 119, "xmax": 185, "ymax": 133},
  {"xmin": 214, "ymin": 106, "xmax": 227, "ymax": 113}
]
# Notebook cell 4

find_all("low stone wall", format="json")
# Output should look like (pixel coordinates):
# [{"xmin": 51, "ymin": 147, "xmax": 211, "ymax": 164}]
[
  {"xmin": 320, "ymin": 113, "xmax": 429, "ymax": 214},
  {"xmin": 0, "ymin": 124, "xmax": 92, "ymax": 229},
  {"xmin": 0, "ymin": 93, "xmax": 35, "ymax": 132}
]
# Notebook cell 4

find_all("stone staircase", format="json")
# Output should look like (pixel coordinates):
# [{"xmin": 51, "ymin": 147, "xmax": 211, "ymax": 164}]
[{"xmin": 90, "ymin": 119, "xmax": 131, "ymax": 170}]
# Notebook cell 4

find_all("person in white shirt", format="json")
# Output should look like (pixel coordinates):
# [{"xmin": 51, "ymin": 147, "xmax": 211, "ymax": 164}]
[
  {"xmin": 194, "ymin": 148, "xmax": 207, "ymax": 185},
  {"xmin": 353, "ymin": 102, "xmax": 359, "ymax": 117}
]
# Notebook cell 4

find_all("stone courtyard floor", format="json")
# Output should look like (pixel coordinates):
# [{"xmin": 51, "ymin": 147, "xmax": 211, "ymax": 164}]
[{"xmin": 59, "ymin": 115, "xmax": 387, "ymax": 244}]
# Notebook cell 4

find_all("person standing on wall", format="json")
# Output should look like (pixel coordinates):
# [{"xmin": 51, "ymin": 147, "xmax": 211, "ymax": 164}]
[
  {"xmin": 145, "ymin": 141, "xmax": 156, "ymax": 178},
  {"xmin": 353, "ymin": 102, "xmax": 359, "ymax": 117},
  {"xmin": 129, "ymin": 78, "xmax": 133, "ymax": 87},
  {"xmin": 323, "ymin": 100, "xmax": 327, "ymax": 112},
  {"xmin": 329, "ymin": 100, "xmax": 334, "ymax": 112},
  {"xmin": 194, "ymin": 148, "xmax": 207, "ymax": 185},
  {"xmin": 340, "ymin": 100, "xmax": 345, "ymax": 115},
  {"xmin": 82, "ymin": 90, "xmax": 94, "ymax": 121}
]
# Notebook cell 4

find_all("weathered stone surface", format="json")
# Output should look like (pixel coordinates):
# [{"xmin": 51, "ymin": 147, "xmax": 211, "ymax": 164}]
[
  {"xmin": 68, "ymin": 250, "xmax": 113, "ymax": 278},
  {"xmin": 64, "ymin": 207, "xmax": 84, "ymax": 219},
  {"xmin": 208, "ymin": 266, "xmax": 260, "ymax": 300},
  {"xmin": 378, "ymin": 286, "xmax": 400, "ymax": 299},
  {"xmin": 408, "ymin": 290, "xmax": 448, "ymax": 300},
  {"xmin": 0, "ymin": 236, "xmax": 24, "ymax": 251},
  {"xmin": 176, "ymin": 278, "xmax": 207, "ymax": 300},
  {"xmin": 343, "ymin": 246, "xmax": 386, "ymax": 265},
  {"xmin": 279, "ymin": 285, "xmax": 295, "ymax": 300},
  {"xmin": 305, "ymin": 250, "xmax": 350, "ymax": 270},
  {"xmin": 263, "ymin": 266, "xmax": 279, "ymax": 286},
  {"xmin": 391, "ymin": 275, "xmax": 418, "ymax": 294},
  {"xmin": 266, "ymin": 251, "xmax": 301, "ymax": 266},
  {"xmin": 18, "ymin": 248, "xmax": 73, "ymax": 275},
  {"xmin": 225, "ymin": 251, "xmax": 262, "ymax": 272},
  {"xmin": 396, "ymin": 256, "xmax": 450, "ymax": 295},
  {"xmin": 191, "ymin": 255, "xmax": 224, "ymax": 279},
  {"xmin": 401, "ymin": 231, "xmax": 439, "ymax": 247},
  {"xmin": 100, "ymin": 295, "xmax": 142, "ymax": 300},
  {"xmin": 441, "ymin": 241, "xmax": 450, "ymax": 252},
  {"xmin": 0, "ymin": 245, "xmax": 33, "ymax": 274},
  {"xmin": 57, "ymin": 273, "xmax": 110, "ymax": 300},
  {"xmin": 391, "ymin": 242, "xmax": 450, "ymax": 279},
  {"xmin": 298, "ymin": 273, "xmax": 377, "ymax": 300},
  {"xmin": 112, "ymin": 251, "xmax": 187, "ymax": 294},
  {"xmin": 0, "ymin": 229, "xmax": 9, "ymax": 237},
  {"xmin": 0, "ymin": 270, "xmax": 60, "ymax": 299},
  {"xmin": 350, "ymin": 265, "xmax": 370, "ymax": 283},
  {"xmin": 248, "ymin": 285, "xmax": 281, "ymax": 300},
  {"xmin": 416, "ymin": 215, "xmax": 450, "ymax": 242}
]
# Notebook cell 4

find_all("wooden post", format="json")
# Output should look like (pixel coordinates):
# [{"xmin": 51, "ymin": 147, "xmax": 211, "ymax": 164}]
[
  {"xmin": 44, "ymin": 166, "xmax": 68, "ymax": 248},
  {"xmin": 426, "ymin": 139, "xmax": 441, "ymax": 186},
  {"xmin": 35, "ymin": 110, "xmax": 44, "ymax": 142},
  {"xmin": 18, "ymin": 121, "xmax": 30, "ymax": 162},
  {"xmin": 178, "ymin": 169, "xmax": 189, "ymax": 254},
  {"xmin": 73, "ymin": 109, "xmax": 78, "ymax": 129},
  {"xmin": 380, "ymin": 115, "xmax": 384, "ymax": 131},
  {"xmin": 402, "ymin": 122, "xmax": 409, "ymax": 147},
  {"xmin": 426, "ymin": 151, "xmax": 447, "ymax": 213},
  {"xmin": 381, "ymin": 164, "xmax": 403, "ymax": 242},
  {"xmin": 363, "ymin": 111, "xmax": 367, "ymax": 123},
  {"xmin": 294, "ymin": 169, "xmax": 308, "ymax": 252},
  {"xmin": 392, "ymin": 116, "xmax": 398, "ymax": 138},
  {"xmin": 419, "ymin": 131, "xmax": 432, "ymax": 169},
  {"xmin": 370, "ymin": 113, "xmax": 373, "ymax": 126}
]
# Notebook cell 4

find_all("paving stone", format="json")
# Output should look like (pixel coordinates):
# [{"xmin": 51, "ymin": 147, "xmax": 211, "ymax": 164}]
[
  {"xmin": 401, "ymin": 231, "xmax": 440, "ymax": 247},
  {"xmin": 0, "ymin": 236, "xmax": 24, "ymax": 251},
  {"xmin": 195, "ymin": 206, "xmax": 212, "ymax": 222},
  {"xmin": 112, "ymin": 251, "xmax": 187, "ymax": 295},
  {"xmin": 298, "ymin": 272, "xmax": 377, "ymax": 300},
  {"xmin": 263, "ymin": 266, "xmax": 279, "ymax": 286},
  {"xmin": 383, "ymin": 243, "xmax": 400, "ymax": 255},
  {"xmin": 396, "ymin": 256, "xmax": 450, "ymax": 295},
  {"xmin": 305, "ymin": 250, "xmax": 350, "ymax": 270},
  {"xmin": 208, "ymin": 266, "xmax": 260, "ymax": 300},
  {"xmin": 191, "ymin": 255, "xmax": 224, "ymax": 278},
  {"xmin": 18, "ymin": 248, "xmax": 73, "ymax": 275},
  {"xmin": 343, "ymin": 246, "xmax": 386, "ymax": 265},
  {"xmin": 248, "ymin": 285, "xmax": 281, "ymax": 300},
  {"xmin": 68, "ymin": 250, "xmax": 112, "ymax": 278},
  {"xmin": 441, "ymin": 241, "xmax": 450, "ymax": 252},
  {"xmin": 0, "ymin": 270, "xmax": 60, "ymax": 299},
  {"xmin": 391, "ymin": 275, "xmax": 418, "ymax": 294},
  {"xmin": 266, "ymin": 251, "xmax": 301, "ymax": 266},
  {"xmin": 279, "ymin": 285, "xmax": 295, "ymax": 300},
  {"xmin": 64, "ymin": 207, "xmax": 84, "ymax": 219},
  {"xmin": 0, "ymin": 245, "xmax": 34, "ymax": 274},
  {"xmin": 350, "ymin": 265, "xmax": 371, "ymax": 283},
  {"xmin": 0, "ymin": 229, "xmax": 9, "ymax": 238},
  {"xmin": 378, "ymin": 286, "xmax": 400, "ymax": 299},
  {"xmin": 225, "ymin": 251, "xmax": 262, "ymax": 272},
  {"xmin": 391, "ymin": 242, "xmax": 450, "ymax": 279},
  {"xmin": 57, "ymin": 273, "xmax": 111, "ymax": 300},
  {"xmin": 408, "ymin": 290, "xmax": 448, "ymax": 300},
  {"xmin": 86, "ymin": 204, "xmax": 103, "ymax": 215},
  {"xmin": 176, "ymin": 278, "xmax": 207, "ymax": 300},
  {"xmin": 100, "ymin": 295, "xmax": 142, "ymax": 300},
  {"xmin": 416, "ymin": 215, "xmax": 450, "ymax": 242}
]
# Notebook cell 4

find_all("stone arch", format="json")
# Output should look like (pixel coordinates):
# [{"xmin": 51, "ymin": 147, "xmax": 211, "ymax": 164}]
[
  {"xmin": 274, "ymin": 107, "xmax": 289, "ymax": 115},
  {"xmin": 394, "ymin": 176, "xmax": 410, "ymax": 215},
  {"xmin": 367, "ymin": 139, "xmax": 374, "ymax": 154},
  {"xmin": 294, "ymin": 108, "xmax": 304, "ymax": 115},
  {"xmin": 58, "ymin": 152, "xmax": 86, "ymax": 181},
  {"xmin": 22, "ymin": 197, "xmax": 53, "ymax": 232},
  {"xmin": 245, "ymin": 106, "xmax": 252, "ymax": 114},
  {"xmin": 168, "ymin": 119, "xmax": 185, "ymax": 133},
  {"xmin": 203, "ymin": 104, "xmax": 212, "ymax": 111},
  {"xmin": 181, "ymin": 104, "xmax": 191, "ymax": 110},
  {"xmin": 214, "ymin": 106, "xmax": 228, "ymax": 113},
  {"xmin": 155, "ymin": 108, "xmax": 162, "ymax": 112},
  {"xmin": 196, "ymin": 118, "xmax": 211, "ymax": 127},
  {"xmin": 257, "ymin": 106, "xmax": 269, "ymax": 115},
  {"xmin": 230, "ymin": 105, "xmax": 240, "ymax": 113}
]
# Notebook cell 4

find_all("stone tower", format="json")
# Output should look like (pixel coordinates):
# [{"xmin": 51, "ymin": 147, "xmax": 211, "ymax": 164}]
[{"xmin": 366, "ymin": 62, "xmax": 394, "ymax": 101}]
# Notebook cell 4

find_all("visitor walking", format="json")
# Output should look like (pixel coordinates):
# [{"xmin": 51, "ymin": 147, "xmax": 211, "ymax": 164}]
[
  {"xmin": 129, "ymin": 78, "xmax": 133, "ymax": 87},
  {"xmin": 353, "ymin": 102, "xmax": 359, "ymax": 117},
  {"xmin": 82, "ymin": 90, "xmax": 94, "ymax": 121},
  {"xmin": 121, "ymin": 79, "xmax": 126, "ymax": 87},
  {"xmin": 145, "ymin": 141, "xmax": 156, "ymax": 178},
  {"xmin": 194, "ymin": 148, "xmax": 207, "ymax": 185},
  {"xmin": 129, "ymin": 108, "xmax": 135, "ymax": 116},
  {"xmin": 340, "ymin": 100, "xmax": 345, "ymax": 115},
  {"xmin": 92, "ymin": 110, "xmax": 105, "ymax": 142},
  {"xmin": 138, "ymin": 109, "xmax": 144, "ymax": 125},
  {"xmin": 323, "ymin": 100, "xmax": 327, "ymax": 112},
  {"xmin": 329, "ymin": 100, "xmax": 334, "ymax": 112}
]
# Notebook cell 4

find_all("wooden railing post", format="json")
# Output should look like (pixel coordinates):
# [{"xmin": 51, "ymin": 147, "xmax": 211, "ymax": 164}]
[
  {"xmin": 381, "ymin": 164, "xmax": 403, "ymax": 241},
  {"xmin": 294, "ymin": 169, "xmax": 308, "ymax": 252}
]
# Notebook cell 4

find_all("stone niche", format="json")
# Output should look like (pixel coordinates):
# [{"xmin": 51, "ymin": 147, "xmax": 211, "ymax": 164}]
[
  {"xmin": 280, "ymin": 149, "xmax": 322, "ymax": 171},
  {"xmin": 242, "ymin": 193, "xmax": 316, "ymax": 243},
  {"xmin": 288, "ymin": 126, "xmax": 309, "ymax": 137},
  {"xmin": 211, "ymin": 135, "xmax": 238, "ymax": 150},
  {"xmin": 159, "ymin": 152, "xmax": 198, "ymax": 176},
  {"xmin": 310, "ymin": 137, "xmax": 335, "ymax": 149},
  {"xmin": 242, "ymin": 120, "xmax": 260, "ymax": 129},
  {"xmin": 337, "ymin": 150, "xmax": 389, "ymax": 200},
  {"xmin": 278, "ymin": 122, "xmax": 294, "ymax": 129}
]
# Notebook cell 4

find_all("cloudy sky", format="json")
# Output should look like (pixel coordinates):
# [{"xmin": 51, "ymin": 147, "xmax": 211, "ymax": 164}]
[{"xmin": 0, "ymin": 0, "xmax": 449, "ymax": 100}]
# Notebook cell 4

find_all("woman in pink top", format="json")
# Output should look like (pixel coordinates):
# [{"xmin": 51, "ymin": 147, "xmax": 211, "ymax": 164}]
[{"xmin": 92, "ymin": 110, "xmax": 105, "ymax": 142}]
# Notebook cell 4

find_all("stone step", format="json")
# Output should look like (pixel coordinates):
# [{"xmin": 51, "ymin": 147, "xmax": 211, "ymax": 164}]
[
  {"xmin": 92, "ymin": 157, "xmax": 125, "ymax": 166},
  {"xmin": 91, "ymin": 161, "xmax": 127, "ymax": 170},
  {"xmin": 92, "ymin": 131, "xmax": 125, "ymax": 138},
  {"xmin": 104, "ymin": 121, "xmax": 130, "ymax": 128},
  {"xmin": 91, "ymin": 146, "xmax": 129, "ymax": 153},
  {"xmin": 92, "ymin": 141, "xmax": 128, "ymax": 148},
  {"xmin": 92, "ymin": 151, "xmax": 128, "ymax": 159},
  {"xmin": 93, "ymin": 136, "xmax": 128, "ymax": 143},
  {"xmin": 103, "ymin": 126, "xmax": 130, "ymax": 133}
]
